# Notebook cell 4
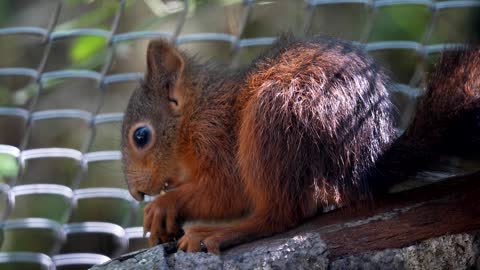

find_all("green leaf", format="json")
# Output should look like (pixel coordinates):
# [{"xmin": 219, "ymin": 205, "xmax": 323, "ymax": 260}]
[
  {"xmin": 70, "ymin": 35, "xmax": 107, "ymax": 63},
  {"xmin": 0, "ymin": 154, "xmax": 18, "ymax": 181}
]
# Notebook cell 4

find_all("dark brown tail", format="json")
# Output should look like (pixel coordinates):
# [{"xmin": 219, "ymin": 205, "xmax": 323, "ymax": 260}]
[{"xmin": 370, "ymin": 46, "xmax": 480, "ymax": 194}]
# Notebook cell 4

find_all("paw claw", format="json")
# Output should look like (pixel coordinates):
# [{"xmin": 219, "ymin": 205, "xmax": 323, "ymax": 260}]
[
  {"xmin": 142, "ymin": 195, "xmax": 181, "ymax": 246},
  {"xmin": 176, "ymin": 226, "xmax": 224, "ymax": 253},
  {"xmin": 200, "ymin": 241, "xmax": 207, "ymax": 252},
  {"xmin": 177, "ymin": 237, "xmax": 186, "ymax": 251},
  {"xmin": 148, "ymin": 235, "xmax": 158, "ymax": 247},
  {"xmin": 203, "ymin": 238, "xmax": 221, "ymax": 255}
]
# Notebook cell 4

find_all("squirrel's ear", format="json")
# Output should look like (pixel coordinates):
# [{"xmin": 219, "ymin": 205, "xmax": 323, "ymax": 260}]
[{"xmin": 146, "ymin": 39, "xmax": 185, "ymax": 113}]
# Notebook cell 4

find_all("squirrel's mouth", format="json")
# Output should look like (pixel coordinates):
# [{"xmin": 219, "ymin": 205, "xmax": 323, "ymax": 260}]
[
  {"xmin": 160, "ymin": 178, "xmax": 178, "ymax": 193},
  {"xmin": 158, "ymin": 175, "xmax": 184, "ymax": 194},
  {"xmin": 161, "ymin": 181, "xmax": 170, "ymax": 192}
]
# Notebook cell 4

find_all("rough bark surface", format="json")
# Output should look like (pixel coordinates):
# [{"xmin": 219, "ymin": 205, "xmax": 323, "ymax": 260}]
[
  {"xmin": 91, "ymin": 232, "xmax": 480, "ymax": 270},
  {"xmin": 91, "ymin": 173, "xmax": 480, "ymax": 270}
]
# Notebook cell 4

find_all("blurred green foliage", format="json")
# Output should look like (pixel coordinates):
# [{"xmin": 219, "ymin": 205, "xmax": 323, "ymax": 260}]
[
  {"xmin": 189, "ymin": 0, "xmax": 242, "ymax": 9},
  {"xmin": 70, "ymin": 35, "xmax": 107, "ymax": 69},
  {"xmin": 0, "ymin": 2, "xmax": 12, "ymax": 27},
  {"xmin": 61, "ymin": 0, "xmax": 119, "ymax": 29},
  {"xmin": 57, "ymin": 1, "xmax": 118, "ymax": 70},
  {"xmin": 0, "ymin": 154, "xmax": 18, "ymax": 184},
  {"xmin": 0, "ymin": 86, "xmax": 9, "ymax": 106},
  {"xmin": 369, "ymin": 5, "xmax": 431, "ymax": 42}
]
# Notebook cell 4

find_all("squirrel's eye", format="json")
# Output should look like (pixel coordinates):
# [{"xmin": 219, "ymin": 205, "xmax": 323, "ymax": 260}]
[{"xmin": 133, "ymin": 126, "xmax": 151, "ymax": 148}]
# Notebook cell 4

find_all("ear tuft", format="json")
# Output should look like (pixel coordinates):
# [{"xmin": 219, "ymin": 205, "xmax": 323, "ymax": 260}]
[
  {"xmin": 147, "ymin": 39, "xmax": 184, "ymax": 79},
  {"xmin": 146, "ymin": 39, "xmax": 185, "ymax": 113}
]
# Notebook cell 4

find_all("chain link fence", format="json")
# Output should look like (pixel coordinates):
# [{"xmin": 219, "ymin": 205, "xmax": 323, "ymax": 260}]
[{"xmin": 0, "ymin": 0, "xmax": 479, "ymax": 269}]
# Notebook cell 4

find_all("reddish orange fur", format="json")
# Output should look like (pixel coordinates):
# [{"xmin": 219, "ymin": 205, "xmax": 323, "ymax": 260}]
[{"xmin": 121, "ymin": 37, "xmax": 480, "ymax": 253}]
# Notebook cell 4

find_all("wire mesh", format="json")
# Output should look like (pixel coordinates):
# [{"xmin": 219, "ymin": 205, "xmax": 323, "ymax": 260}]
[{"xmin": 0, "ymin": 0, "xmax": 479, "ymax": 269}]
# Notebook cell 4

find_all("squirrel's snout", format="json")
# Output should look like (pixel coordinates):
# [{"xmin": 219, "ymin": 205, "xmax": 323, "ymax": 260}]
[{"xmin": 130, "ymin": 189, "xmax": 146, "ymax": 201}]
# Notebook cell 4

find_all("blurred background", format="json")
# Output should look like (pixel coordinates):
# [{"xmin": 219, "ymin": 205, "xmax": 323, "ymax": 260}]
[{"xmin": 0, "ymin": 0, "xmax": 479, "ymax": 269}]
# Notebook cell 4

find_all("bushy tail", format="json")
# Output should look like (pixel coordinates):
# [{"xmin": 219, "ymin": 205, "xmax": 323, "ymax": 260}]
[{"xmin": 371, "ymin": 46, "xmax": 480, "ymax": 194}]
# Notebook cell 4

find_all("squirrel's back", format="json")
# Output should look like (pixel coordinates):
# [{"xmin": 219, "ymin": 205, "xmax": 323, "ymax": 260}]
[{"xmin": 237, "ymin": 35, "xmax": 395, "ymax": 215}]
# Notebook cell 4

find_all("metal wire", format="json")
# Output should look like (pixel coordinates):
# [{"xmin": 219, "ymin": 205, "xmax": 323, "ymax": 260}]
[{"xmin": 0, "ymin": 0, "xmax": 478, "ymax": 268}]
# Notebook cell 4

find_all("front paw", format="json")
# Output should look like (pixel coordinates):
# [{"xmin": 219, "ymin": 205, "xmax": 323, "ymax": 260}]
[
  {"xmin": 177, "ymin": 228, "xmax": 203, "ymax": 252},
  {"xmin": 177, "ymin": 226, "xmax": 220, "ymax": 254},
  {"xmin": 143, "ymin": 194, "xmax": 181, "ymax": 246}
]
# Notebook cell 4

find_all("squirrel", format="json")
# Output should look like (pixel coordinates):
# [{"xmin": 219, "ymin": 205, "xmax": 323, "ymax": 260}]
[{"xmin": 121, "ymin": 34, "xmax": 480, "ymax": 253}]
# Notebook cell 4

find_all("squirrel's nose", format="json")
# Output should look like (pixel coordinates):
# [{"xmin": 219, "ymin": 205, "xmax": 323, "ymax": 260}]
[{"xmin": 131, "ymin": 190, "xmax": 145, "ymax": 201}]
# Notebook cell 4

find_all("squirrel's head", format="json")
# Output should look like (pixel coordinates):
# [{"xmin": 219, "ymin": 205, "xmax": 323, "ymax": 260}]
[{"xmin": 121, "ymin": 39, "xmax": 192, "ymax": 201}]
